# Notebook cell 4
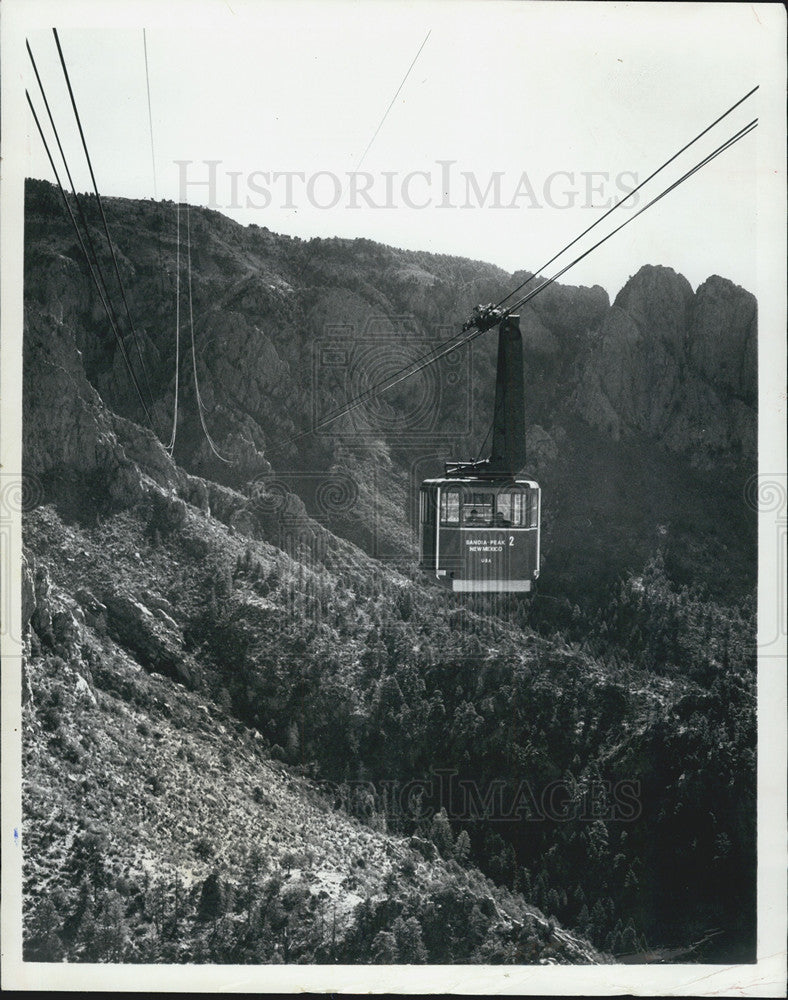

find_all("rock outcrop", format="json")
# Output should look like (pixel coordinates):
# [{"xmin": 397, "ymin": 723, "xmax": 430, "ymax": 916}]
[
  {"xmin": 571, "ymin": 265, "xmax": 756, "ymax": 460},
  {"xmin": 22, "ymin": 180, "xmax": 757, "ymax": 582},
  {"xmin": 103, "ymin": 589, "xmax": 183, "ymax": 676},
  {"xmin": 690, "ymin": 274, "xmax": 757, "ymax": 405},
  {"xmin": 18, "ymin": 182, "xmax": 757, "ymax": 969}
]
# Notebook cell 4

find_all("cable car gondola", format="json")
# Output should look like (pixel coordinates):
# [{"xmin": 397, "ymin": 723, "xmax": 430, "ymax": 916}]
[
  {"xmin": 247, "ymin": 91, "xmax": 755, "ymax": 594},
  {"xmin": 419, "ymin": 312, "xmax": 540, "ymax": 593}
]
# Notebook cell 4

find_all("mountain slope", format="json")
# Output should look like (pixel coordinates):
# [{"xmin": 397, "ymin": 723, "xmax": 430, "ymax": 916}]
[
  {"xmin": 24, "ymin": 507, "xmax": 604, "ymax": 964},
  {"xmin": 20, "ymin": 356, "xmax": 607, "ymax": 962},
  {"xmin": 21, "ymin": 178, "xmax": 756, "ymax": 963},
  {"xmin": 24, "ymin": 180, "xmax": 757, "ymax": 609}
]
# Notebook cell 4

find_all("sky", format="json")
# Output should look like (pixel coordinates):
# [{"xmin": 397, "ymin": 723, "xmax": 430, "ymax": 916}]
[{"xmin": 17, "ymin": 1, "xmax": 771, "ymax": 298}]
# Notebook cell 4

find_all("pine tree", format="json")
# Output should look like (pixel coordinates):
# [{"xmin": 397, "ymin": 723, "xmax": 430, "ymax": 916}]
[
  {"xmin": 197, "ymin": 870, "xmax": 226, "ymax": 922},
  {"xmin": 454, "ymin": 829, "xmax": 471, "ymax": 864},
  {"xmin": 91, "ymin": 890, "xmax": 129, "ymax": 961},
  {"xmin": 514, "ymin": 865, "xmax": 531, "ymax": 897},
  {"xmin": 26, "ymin": 897, "xmax": 64, "ymax": 961},
  {"xmin": 371, "ymin": 929, "xmax": 399, "ymax": 963},
  {"xmin": 392, "ymin": 915, "xmax": 428, "ymax": 963},
  {"xmin": 620, "ymin": 920, "xmax": 638, "ymax": 954},
  {"xmin": 430, "ymin": 807, "xmax": 454, "ymax": 858}
]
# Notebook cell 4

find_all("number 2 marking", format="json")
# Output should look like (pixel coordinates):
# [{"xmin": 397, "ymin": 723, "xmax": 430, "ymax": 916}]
[{"xmin": 509, "ymin": 535, "xmax": 514, "ymax": 546}]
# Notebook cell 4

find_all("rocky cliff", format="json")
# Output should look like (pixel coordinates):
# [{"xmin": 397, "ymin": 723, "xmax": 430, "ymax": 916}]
[
  {"xmin": 572, "ymin": 266, "xmax": 756, "ymax": 456},
  {"xmin": 24, "ymin": 182, "xmax": 756, "ymax": 484},
  {"xmin": 19, "ymin": 178, "xmax": 757, "ymax": 964},
  {"xmin": 23, "ymin": 179, "xmax": 757, "ymax": 604}
]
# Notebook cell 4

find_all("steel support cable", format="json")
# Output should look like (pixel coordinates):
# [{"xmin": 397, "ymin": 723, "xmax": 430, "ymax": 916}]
[
  {"xmin": 502, "ymin": 118, "xmax": 759, "ymax": 318},
  {"xmin": 52, "ymin": 27, "xmax": 157, "ymax": 418},
  {"xmin": 184, "ymin": 205, "xmax": 233, "ymax": 464},
  {"xmin": 491, "ymin": 85, "xmax": 759, "ymax": 313},
  {"xmin": 26, "ymin": 90, "xmax": 154, "ymax": 427},
  {"xmin": 285, "ymin": 89, "xmax": 760, "ymax": 448},
  {"xmin": 142, "ymin": 29, "xmax": 167, "ymax": 301},
  {"xmin": 354, "ymin": 29, "xmax": 432, "ymax": 172},
  {"xmin": 282, "ymin": 117, "xmax": 757, "ymax": 447},
  {"xmin": 415, "ymin": 119, "xmax": 760, "ymax": 374},
  {"xmin": 166, "ymin": 202, "xmax": 181, "ymax": 454},
  {"xmin": 284, "ymin": 269, "xmax": 551, "ymax": 447},
  {"xmin": 26, "ymin": 41, "xmax": 134, "ymax": 369},
  {"xmin": 142, "ymin": 29, "xmax": 176, "ymax": 450},
  {"xmin": 143, "ymin": 29, "xmax": 157, "ymax": 201}
]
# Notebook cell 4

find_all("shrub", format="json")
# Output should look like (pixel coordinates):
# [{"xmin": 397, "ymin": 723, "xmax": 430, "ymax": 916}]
[{"xmin": 193, "ymin": 836, "xmax": 215, "ymax": 861}]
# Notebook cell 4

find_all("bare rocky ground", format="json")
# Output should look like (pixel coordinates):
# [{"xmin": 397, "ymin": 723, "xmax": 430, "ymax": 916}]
[{"xmin": 22, "ymin": 498, "xmax": 605, "ymax": 964}]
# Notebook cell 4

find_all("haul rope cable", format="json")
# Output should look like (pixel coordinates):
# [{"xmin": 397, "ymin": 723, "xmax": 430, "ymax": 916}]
[
  {"xmin": 501, "ymin": 118, "xmax": 758, "ymax": 319},
  {"xmin": 282, "ymin": 112, "xmax": 758, "ymax": 447},
  {"xmin": 26, "ymin": 40, "xmax": 155, "ymax": 426},
  {"xmin": 381, "ymin": 118, "xmax": 760, "ymax": 392},
  {"xmin": 141, "ymin": 27, "xmax": 179, "ymax": 451},
  {"xmin": 143, "ymin": 29, "xmax": 158, "ymax": 201},
  {"xmin": 138, "ymin": 31, "xmax": 228, "ymax": 461},
  {"xmin": 490, "ymin": 85, "xmax": 759, "ymax": 314},
  {"xmin": 143, "ymin": 28, "xmax": 168, "ymax": 302},
  {"xmin": 53, "ymin": 27, "xmax": 157, "ymax": 419},
  {"xmin": 472, "ymin": 394, "xmax": 500, "ymax": 466},
  {"xmin": 167, "ymin": 201, "xmax": 181, "ymax": 455},
  {"xmin": 418, "ymin": 119, "xmax": 760, "ymax": 377},
  {"xmin": 33, "ymin": 31, "xmax": 228, "ymax": 462},
  {"xmin": 25, "ymin": 90, "xmax": 154, "ymax": 428},
  {"xmin": 185, "ymin": 204, "xmax": 233, "ymax": 464},
  {"xmin": 27, "ymin": 40, "xmax": 130, "ymax": 344},
  {"xmin": 144, "ymin": 22, "xmax": 180, "ymax": 454},
  {"xmin": 471, "ymin": 352, "xmax": 508, "ymax": 465},
  {"xmin": 354, "ymin": 29, "xmax": 432, "ymax": 172},
  {"xmin": 286, "ymin": 124, "xmax": 759, "ymax": 445},
  {"xmin": 285, "ymin": 87, "xmax": 758, "ymax": 445}
]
